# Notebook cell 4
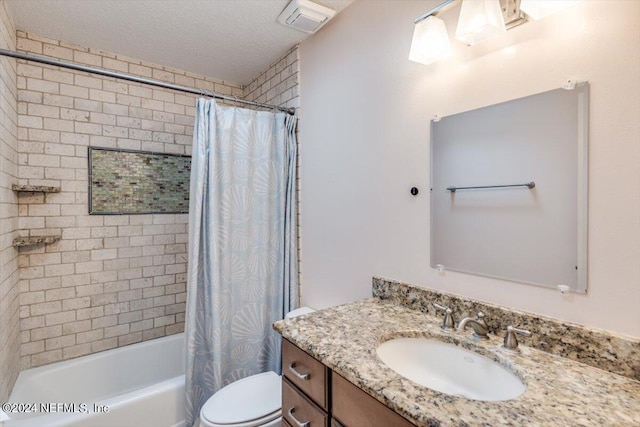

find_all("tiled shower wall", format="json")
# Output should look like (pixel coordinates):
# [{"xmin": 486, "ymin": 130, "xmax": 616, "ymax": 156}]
[
  {"xmin": 15, "ymin": 31, "xmax": 244, "ymax": 369},
  {"xmin": 243, "ymin": 46, "xmax": 300, "ymax": 111},
  {"xmin": 243, "ymin": 46, "xmax": 302, "ymax": 289},
  {"xmin": 0, "ymin": 0, "xmax": 20, "ymax": 401}
]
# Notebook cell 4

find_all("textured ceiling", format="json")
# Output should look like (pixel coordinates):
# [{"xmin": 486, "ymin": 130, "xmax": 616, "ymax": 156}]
[{"xmin": 6, "ymin": 0, "xmax": 353, "ymax": 85}]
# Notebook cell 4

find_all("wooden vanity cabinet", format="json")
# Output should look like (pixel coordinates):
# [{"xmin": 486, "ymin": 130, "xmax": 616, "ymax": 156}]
[
  {"xmin": 282, "ymin": 339, "xmax": 416, "ymax": 427},
  {"xmin": 331, "ymin": 372, "xmax": 415, "ymax": 427},
  {"xmin": 282, "ymin": 339, "xmax": 329, "ymax": 426}
]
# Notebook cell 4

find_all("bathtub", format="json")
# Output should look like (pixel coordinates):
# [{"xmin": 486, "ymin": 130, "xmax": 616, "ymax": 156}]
[{"xmin": 3, "ymin": 333, "xmax": 185, "ymax": 427}]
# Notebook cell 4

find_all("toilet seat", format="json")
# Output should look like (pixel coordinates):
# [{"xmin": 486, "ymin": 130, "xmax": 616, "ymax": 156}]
[{"xmin": 200, "ymin": 371, "xmax": 282, "ymax": 427}]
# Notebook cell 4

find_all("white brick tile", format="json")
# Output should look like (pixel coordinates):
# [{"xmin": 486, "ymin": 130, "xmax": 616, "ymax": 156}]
[
  {"xmin": 74, "ymin": 51, "xmax": 102, "ymax": 67},
  {"xmin": 116, "ymin": 94, "xmax": 140, "ymax": 107},
  {"xmin": 31, "ymin": 349, "xmax": 63, "ymax": 366},
  {"xmin": 130, "ymin": 319, "xmax": 153, "ymax": 332},
  {"xmin": 143, "ymin": 327, "xmax": 166, "ymax": 341},
  {"xmin": 31, "ymin": 325, "xmax": 62, "ymax": 341},
  {"xmin": 18, "ymin": 63, "xmax": 43, "ymax": 79},
  {"xmin": 62, "ymin": 297, "xmax": 90, "ymax": 311},
  {"xmin": 118, "ymin": 332, "xmax": 142, "ymax": 346},
  {"xmin": 142, "ymin": 287, "xmax": 163, "ymax": 299},
  {"xmin": 104, "ymin": 324, "xmax": 129, "ymax": 338},
  {"xmin": 77, "ymin": 329, "xmax": 103, "ymax": 344},
  {"xmin": 62, "ymin": 320, "xmax": 91, "ymax": 335},
  {"xmin": 43, "ymin": 263, "xmax": 74, "ymax": 277},
  {"xmin": 27, "ymin": 78, "xmax": 59, "ymax": 94},
  {"xmin": 43, "ymin": 69, "xmax": 74, "ymax": 85},
  {"xmin": 29, "ymin": 129, "xmax": 60, "ymax": 143},
  {"xmin": 74, "ymin": 99, "xmax": 102, "ymax": 113},
  {"xmin": 129, "ymin": 64, "xmax": 152, "ymax": 77},
  {"xmin": 102, "ymin": 57, "xmax": 128, "ymax": 73},
  {"xmin": 103, "ymin": 102, "xmax": 128, "ymax": 116},
  {"xmin": 43, "ymin": 118, "xmax": 74, "ymax": 132},
  {"xmin": 91, "ymin": 337, "xmax": 117, "ymax": 352},
  {"xmin": 76, "ymin": 306, "xmax": 104, "ymax": 320},
  {"xmin": 104, "ymin": 281, "xmax": 129, "ymax": 293},
  {"xmin": 60, "ymin": 84, "xmax": 88, "ymax": 99},
  {"xmin": 43, "ymin": 44, "xmax": 73, "ymax": 61},
  {"xmin": 23, "ymin": 340, "xmax": 45, "ymax": 355},
  {"xmin": 89, "ymin": 88, "xmax": 116, "ymax": 103},
  {"xmin": 45, "ymin": 310, "xmax": 76, "ymax": 326},
  {"xmin": 90, "ymin": 293, "xmax": 117, "ymax": 307},
  {"xmin": 63, "ymin": 343, "xmax": 92, "ymax": 358},
  {"xmin": 104, "ymin": 302, "xmax": 129, "ymax": 316},
  {"xmin": 129, "ymin": 85, "xmax": 153, "ymax": 99},
  {"xmin": 18, "ymin": 37, "xmax": 43, "ymax": 53},
  {"xmin": 45, "ymin": 334, "xmax": 75, "ymax": 350},
  {"xmin": 92, "ymin": 315, "xmax": 117, "ymax": 329}
]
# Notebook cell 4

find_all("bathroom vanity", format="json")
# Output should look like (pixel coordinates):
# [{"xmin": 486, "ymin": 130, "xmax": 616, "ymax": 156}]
[
  {"xmin": 274, "ymin": 278, "xmax": 640, "ymax": 426},
  {"xmin": 281, "ymin": 339, "xmax": 413, "ymax": 427}
]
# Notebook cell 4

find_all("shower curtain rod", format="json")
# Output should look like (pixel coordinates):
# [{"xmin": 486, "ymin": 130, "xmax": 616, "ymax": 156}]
[{"xmin": 0, "ymin": 48, "xmax": 296, "ymax": 115}]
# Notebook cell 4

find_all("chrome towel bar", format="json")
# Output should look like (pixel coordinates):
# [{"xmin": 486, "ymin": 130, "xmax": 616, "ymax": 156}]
[{"xmin": 447, "ymin": 182, "xmax": 535, "ymax": 192}]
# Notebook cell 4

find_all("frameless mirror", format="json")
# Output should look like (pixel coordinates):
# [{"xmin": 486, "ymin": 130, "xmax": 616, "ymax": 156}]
[{"xmin": 430, "ymin": 83, "xmax": 589, "ymax": 293}]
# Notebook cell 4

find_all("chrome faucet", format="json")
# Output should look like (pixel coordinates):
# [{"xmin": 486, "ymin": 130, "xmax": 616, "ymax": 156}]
[
  {"xmin": 457, "ymin": 311, "xmax": 490, "ymax": 339},
  {"xmin": 502, "ymin": 324, "xmax": 532, "ymax": 352},
  {"xmin": 432, "ymin": 302, "xmax": 455, "ymax": 330}
]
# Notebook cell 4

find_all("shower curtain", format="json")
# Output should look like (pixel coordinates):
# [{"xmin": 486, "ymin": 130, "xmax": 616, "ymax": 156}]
[{"xmin": 185, "ymin": 99, "xmax": 298, "ymax": 427}]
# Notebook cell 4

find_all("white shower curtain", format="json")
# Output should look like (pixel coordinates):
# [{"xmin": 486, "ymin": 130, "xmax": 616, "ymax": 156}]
[{"xmin": 185, "ymin": 99, "xmax": 298, "ymax": 427}]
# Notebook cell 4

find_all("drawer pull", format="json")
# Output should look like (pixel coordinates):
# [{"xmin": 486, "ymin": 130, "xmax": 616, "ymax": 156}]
[
  {"xmin": 288, "ymin": 362, "xmax": 310, "ymax": 380},
  {"xmin": 288, "ymin": 407, "xmax": 310, "ymax": 427}
]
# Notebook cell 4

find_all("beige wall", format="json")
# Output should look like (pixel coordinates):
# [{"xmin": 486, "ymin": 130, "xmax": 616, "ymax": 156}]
[
  {"xmin": 0, "ymin": 0, "xmax": 20, "ymax": 402},
  {"xmin": 14, "ymin": 31, "xmax": 245, "ymax": 369},
  {"xmin": 298, "ymin": 0, "xmax": 640, "ymax": 337}
]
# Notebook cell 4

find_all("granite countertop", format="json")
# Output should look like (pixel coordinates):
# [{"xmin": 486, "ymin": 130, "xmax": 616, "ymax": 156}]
[{"xmin": 274, "ymin": 298, "xmax": 640, "ymax": 427}]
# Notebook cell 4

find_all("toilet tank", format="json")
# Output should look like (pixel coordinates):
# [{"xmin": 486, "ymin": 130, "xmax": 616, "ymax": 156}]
[{"xmin": 285, "ymin": 307, "xmax": 315, "ymax": 319}]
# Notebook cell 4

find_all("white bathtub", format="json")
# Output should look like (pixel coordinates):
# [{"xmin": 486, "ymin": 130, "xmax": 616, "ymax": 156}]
[{"xmin": 3, "ymin": 333, "xmax": 185, "ymax": 427}]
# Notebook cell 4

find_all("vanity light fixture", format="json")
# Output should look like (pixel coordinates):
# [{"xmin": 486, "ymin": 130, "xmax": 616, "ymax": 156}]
[
  {"xmin": 409, "ymin": 0, "xmax": 582, "ymax": 65},
  {"xmin": 454, "ymin": 0, "xmax": 506, "ymax": 46},
  {"xmin": 408, "ymin": 15, "xmax": 452, "ymax": 65},
  {"xmin": 519, "ymin": 0, "xmax": 581, "ymax": 20}
]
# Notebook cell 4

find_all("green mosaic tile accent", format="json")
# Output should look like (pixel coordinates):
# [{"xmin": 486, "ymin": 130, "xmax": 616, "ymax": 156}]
[{"xmin": 89, "ymin": 147, "xmax": 191, "ymax": 214}]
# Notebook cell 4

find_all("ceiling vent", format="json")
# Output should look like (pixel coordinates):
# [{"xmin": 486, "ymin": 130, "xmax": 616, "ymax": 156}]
[{"xmin": 277, "ymin": 0, "xmax": 336, "ymax": 34}]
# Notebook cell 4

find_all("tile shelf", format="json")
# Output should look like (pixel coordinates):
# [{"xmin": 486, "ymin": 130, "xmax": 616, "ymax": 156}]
[
  {"xmin": 12, "ymin": 184, "xmax": 62, "ymax": 248},
  {"xmin": 13, "ymin": 235, "xmax": 62, "ymax": 247},
  {"xmin": 12, "ymin": 184, "xmax": 60, "ymax": 193}
]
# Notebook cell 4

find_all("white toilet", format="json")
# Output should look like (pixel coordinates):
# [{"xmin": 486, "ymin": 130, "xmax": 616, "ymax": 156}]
[{"xmin": 199, "ymin": 307, "xmax": 315, "ymax": 427}]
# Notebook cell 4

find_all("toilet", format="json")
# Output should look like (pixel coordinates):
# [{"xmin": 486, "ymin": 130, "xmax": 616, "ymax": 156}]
[{"xmin": 199, "ymin": 307, "xmax": 315, "ymax": 427}]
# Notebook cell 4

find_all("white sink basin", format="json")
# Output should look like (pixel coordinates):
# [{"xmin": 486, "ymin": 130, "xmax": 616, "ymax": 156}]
[{"xmin": 376, "ymin": 337, "xmax": 525, "ymax": 401}]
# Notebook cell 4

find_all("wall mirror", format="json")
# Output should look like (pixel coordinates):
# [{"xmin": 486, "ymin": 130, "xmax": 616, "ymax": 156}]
[{"xmin": 430, "ymin": 83, "xmax": 589, "ymax": 293}]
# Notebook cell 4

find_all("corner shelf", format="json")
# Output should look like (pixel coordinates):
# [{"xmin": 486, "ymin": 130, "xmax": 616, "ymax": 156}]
[
  {"xmin": 12, "ymin": 184, "xmax": 60, "ymax": 193},
  {"xmin": 13, "ymin": 235, "xmax": 62, "ymax": 248}
]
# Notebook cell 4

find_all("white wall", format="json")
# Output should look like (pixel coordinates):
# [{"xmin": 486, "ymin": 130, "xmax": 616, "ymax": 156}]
[{"xmin": 298, "ymin": 0, "xmax": 640, "ymax": 338}]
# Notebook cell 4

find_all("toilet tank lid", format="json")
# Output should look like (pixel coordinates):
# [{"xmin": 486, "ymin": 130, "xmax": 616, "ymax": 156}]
[
  {"xmin": 201, "ymin": 371, "xmax": 281, "ymax": 425},
  {"xmin": 285, "ymin": 306, "xmax": 315, "ymax": 318}
]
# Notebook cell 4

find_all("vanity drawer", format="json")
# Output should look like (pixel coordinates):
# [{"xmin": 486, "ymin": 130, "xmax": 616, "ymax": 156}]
[
  {"xmin": 283, "ymin": 378, "xmax": 329, "ymax": 427},
  {"xmin": 331, "ymin": 372, "xmax": 415, "ymax": 427},
  {"xmin": 282, "ymin": 339, "xmax": 329, "ymax": 410}
]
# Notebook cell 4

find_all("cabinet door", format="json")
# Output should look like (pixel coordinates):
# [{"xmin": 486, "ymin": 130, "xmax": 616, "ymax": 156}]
[
  {"xmin": 331, "ymin": 372, "xmax": 415, "ymax": 427},
  {"xmin": 283, "ymin": 378, "xmax": 329, "ymax": 427},
  {"xmin": 283, "ymin": 339, "xmax": 329, "ymax": 410}
]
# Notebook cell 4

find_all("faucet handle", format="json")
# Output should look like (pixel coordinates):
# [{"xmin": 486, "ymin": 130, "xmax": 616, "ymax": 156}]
[
  {"xmin": 503, "ymin": 325, "xmax": 532, "ymax": 352},
  {"xmin": 475, "ymin": 311, "xmax": 489, "ymax": 328},
  {"xmin": 432, "ymin": 303, "xmax": 455, "ymax": 330}
]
